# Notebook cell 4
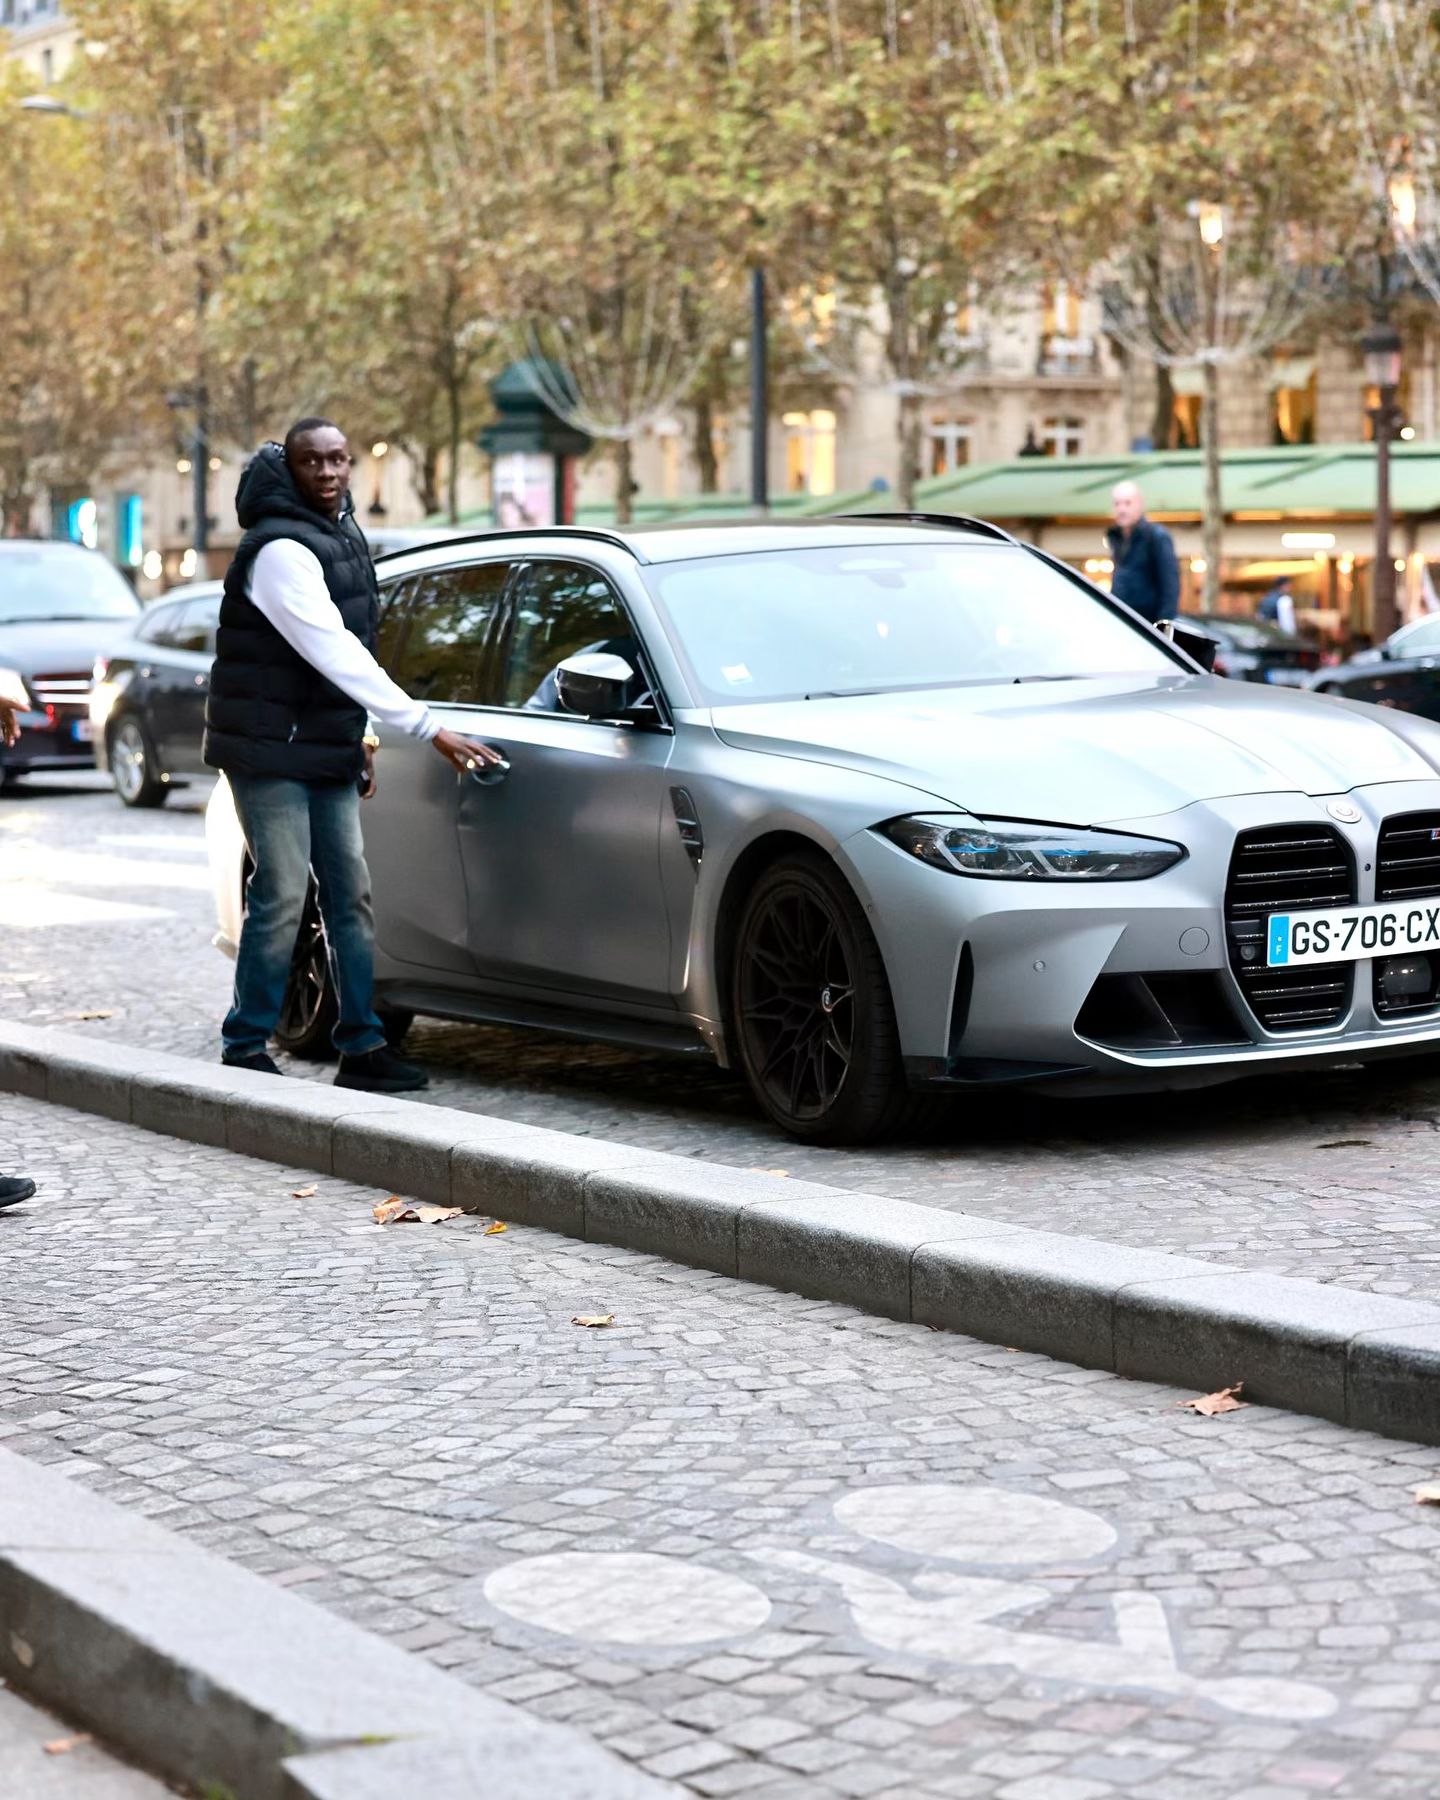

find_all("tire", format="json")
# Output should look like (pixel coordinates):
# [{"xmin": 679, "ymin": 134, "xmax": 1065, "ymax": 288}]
[
  {"xmin": 730, "ymin": 850, "xmax": 916, "ymax": 1145},
  {"xmin": 109, "ymin": 716, "xmax": 168, "ymax": 808},
  {"xmin": 0, "ymin": 764, "xmax": 17, "ymax": 794},
  {"xmin": 275, "ymin": 891, "xmax": 338, "ymax": 1060}
]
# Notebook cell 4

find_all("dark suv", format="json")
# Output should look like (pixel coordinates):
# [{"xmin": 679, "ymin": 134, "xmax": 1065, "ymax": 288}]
[
  {"xmin": 0, "ymin": 541, "xmax": 141, "ymax": 790},
  {"xmin": 91, "ymin": 581, "xmax": 223, "ymax": 806}
]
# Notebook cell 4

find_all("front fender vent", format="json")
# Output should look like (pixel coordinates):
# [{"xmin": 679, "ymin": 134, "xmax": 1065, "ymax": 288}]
[{"xmin": 670, "ymin": 787, "xmax": 703, "ymax": 869}]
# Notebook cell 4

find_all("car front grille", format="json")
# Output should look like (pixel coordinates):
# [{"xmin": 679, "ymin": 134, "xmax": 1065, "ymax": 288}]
[
  {"xmin": 1225, "ymin": 826, "xmax": 1355, "ymax": 1031},
  {"xmin": 1373, "ymin": 812, "xmax": 1440, "ymax": 1016},
  {"xmin": 28, "ymin": 671, "xmax": 91, "ymax": 710}
]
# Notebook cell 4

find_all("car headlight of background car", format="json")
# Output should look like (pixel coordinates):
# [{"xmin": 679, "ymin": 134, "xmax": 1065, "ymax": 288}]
[{"xmin": 877, "ymin": 815, "xmax": 1186, "ymax": 881}]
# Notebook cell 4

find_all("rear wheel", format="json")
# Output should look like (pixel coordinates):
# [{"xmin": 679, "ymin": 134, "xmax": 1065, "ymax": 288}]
[
  {"xmin": 275, "ymin": 895, "xmax": 338, "ymax": 1059},
  {"xmin": 730, "ymin": 851, "xmax": 915, "ymax": 1144},
  {"xmin": 110, "ymin": 716, "xmax": 168, "ymax": 808}
]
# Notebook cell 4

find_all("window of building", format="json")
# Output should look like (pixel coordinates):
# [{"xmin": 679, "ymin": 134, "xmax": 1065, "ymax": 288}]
[
  {"xmin": 1168, "ymin": 388, "xmax": 1203, "ymax": 450},
  {"xmin": 1271, "ymin": 355, "xmax": 1317, "ymax": 444},
  {"xmin": 1042, "ymin": 281, "xmax": 1082, "ymax": 339},
  {"xmin": 783, "ymin": 409, "xmax": 837, "ymax": 496},
  {"xmin": 929, "ymin": 417, "xmax": 973, "ymax": 477},
  {"xmin": 1041, "ymin": 416, "xmax": 1085, "ymax": 458},
  {"xmin": 653, "ymin": 419, "xmax": 682, "ymax": 501}
]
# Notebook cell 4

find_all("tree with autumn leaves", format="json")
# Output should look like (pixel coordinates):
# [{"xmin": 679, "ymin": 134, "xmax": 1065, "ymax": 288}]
[{"xmin": 0, "ymin": 0, "xmax": 1431, "ymax": 524}]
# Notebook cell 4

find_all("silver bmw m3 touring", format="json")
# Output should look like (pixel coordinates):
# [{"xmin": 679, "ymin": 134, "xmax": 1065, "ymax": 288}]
[{"xmin": 207, "ymin": 515, "xmax": 1440, "ymax": 1142}]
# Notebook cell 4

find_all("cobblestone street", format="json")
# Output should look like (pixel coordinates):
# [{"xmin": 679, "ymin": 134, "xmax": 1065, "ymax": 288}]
[
  {"xmin": 4, "ymin": 1090, "xmax": 1440, "ymax": 1799},
  {"xmin": 4, "ymin": 776, "xmax": 1440, "ymax": 1301}
]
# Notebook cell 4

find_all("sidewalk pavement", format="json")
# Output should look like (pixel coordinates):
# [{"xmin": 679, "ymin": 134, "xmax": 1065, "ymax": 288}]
[
  {"xmin": 0, "ymin": 1683, "xmax": 170, "ymax": 1798},
  {"xmin": 4, "ymin": 1088, "xmax": 1440, "ymax": 1799}
]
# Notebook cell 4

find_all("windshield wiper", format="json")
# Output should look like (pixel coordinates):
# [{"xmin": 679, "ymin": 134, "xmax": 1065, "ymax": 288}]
[
  {"xmin": 803, "ymin": 687, "xmax": 882, "ymax": 700},
  {"xmin": 0, "ymin": 614, "xmax": 111, "ymax": 625},
  {"xmin": 1012, "ymin": 673, "xmax": 1089, "ymax": 684}
]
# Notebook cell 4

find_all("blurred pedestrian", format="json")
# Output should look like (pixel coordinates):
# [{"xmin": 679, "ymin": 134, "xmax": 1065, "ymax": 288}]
[
  {"xmin": 203, "ymin": 418, "xmax": 501, "ymax": 1092},
  {"xmin": 1106, "ymin": 481, "xmax": 1180, "ymax": 625},
  {"xmin": 1258, "ymin": 575, "xmax": 1297, "ymax": 635}
]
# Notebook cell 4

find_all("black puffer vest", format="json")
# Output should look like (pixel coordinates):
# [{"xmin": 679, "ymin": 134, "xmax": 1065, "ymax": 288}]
[{"xmin": 203, "ymin": 443, "xmax": 379, "ymax": 784}]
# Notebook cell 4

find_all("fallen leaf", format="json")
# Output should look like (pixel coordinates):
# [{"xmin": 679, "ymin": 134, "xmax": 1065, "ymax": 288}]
[
  {"xmin": 372, "ymin": 1198, "xmax": 463, "ymax": 1225},
  {"xmin": 1178, "ymin": 1382, "xmax": 1248, "ymax": 1417},
  {"xmin": 43, "ymin": 1735, "xmax": 92, "ymax": 1756},
  {"xmin": 572, "ymin": 1314, "xmax": 615, "ymax": 1328},
  {"xmin": 9, "ymin": 1633, "xmax": 33, "ymax": 1668},
  {"xmin": 1317, "ymin": 1138, "xmax": 1374, "ymax": 1150},
  {"xmin": 1414, "ymin": 1481, "xmax": 1440, "ymax": 1505},
  {"xmin": 291, "ymin": 1185, "xmax": 317, "ymax": 1199},
  {"xmin": 484, "ymin": 1220, "xmax": 507, "ymax": 1235}
]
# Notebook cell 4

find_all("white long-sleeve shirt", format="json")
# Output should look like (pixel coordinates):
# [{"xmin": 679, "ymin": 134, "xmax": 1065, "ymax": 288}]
[{"xmin": 246, "ymin": 538, "xmax": 440, "ymax": 741}]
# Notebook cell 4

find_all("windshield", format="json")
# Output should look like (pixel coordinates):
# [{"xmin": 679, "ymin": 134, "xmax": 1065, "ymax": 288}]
[
  {"xmin": 0, "ymin": 547, "xmax": 140, "ymax": 624},
  {"xmin": 641, "ymin": 543, "xmax": 1178, "ymax": 705}
]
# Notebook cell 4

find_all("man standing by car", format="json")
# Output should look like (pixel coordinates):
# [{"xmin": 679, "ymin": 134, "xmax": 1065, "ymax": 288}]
[
  {"xmin": 1106, "ymin": 481, "xmax": 1180, "ymax": 625},
  {"xmin": 204, "ymin": 419, "xmax": 499, "ymax": 1092}
]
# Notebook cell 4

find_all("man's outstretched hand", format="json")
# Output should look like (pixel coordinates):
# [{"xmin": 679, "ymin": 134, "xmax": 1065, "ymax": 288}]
[{"xmin": 432, "ymin": 727, "xmax": 505, "ymax": 775}]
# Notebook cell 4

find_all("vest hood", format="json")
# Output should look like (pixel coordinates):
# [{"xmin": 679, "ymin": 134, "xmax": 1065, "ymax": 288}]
[{"xmin": 235, "ymin": 441, "xmax": 357, "ymax": 535}]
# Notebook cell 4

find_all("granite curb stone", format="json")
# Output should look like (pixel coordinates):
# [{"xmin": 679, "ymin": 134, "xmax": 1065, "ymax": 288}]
[
  {"xmin": 2, "ymin": 1018, "xmax": 1437, "ymax": 1445},
  {"xmin": 0, "ymin": 1446, "xmax": 670, "ymax": 1800}
]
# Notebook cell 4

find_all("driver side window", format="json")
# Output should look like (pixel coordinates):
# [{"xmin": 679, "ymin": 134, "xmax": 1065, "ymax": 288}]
[{"xmin": 500, "ymin": 561, "xmax": 640, "ymax": 713}]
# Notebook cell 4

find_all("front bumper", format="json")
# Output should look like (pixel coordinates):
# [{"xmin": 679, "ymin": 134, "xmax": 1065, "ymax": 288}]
[
  {"xmin": 1, "ymin": 712, "xmax": 95, "ymax": 774},
  {"xmin": 842, "ymin": 779, "xmax": 1440, "ymax": 1090}
]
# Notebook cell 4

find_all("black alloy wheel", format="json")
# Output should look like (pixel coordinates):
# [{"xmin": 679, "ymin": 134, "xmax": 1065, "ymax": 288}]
[
  {"xmin": 276, "ymin": 892, "xmax": 338, "ymax": 1059},
  {"xmin": 731, "ymin": 851, "xmax": 914, "ymax": 1144}
]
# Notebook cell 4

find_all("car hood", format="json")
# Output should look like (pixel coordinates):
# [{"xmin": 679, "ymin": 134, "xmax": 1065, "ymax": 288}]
[
  {"xmin": 0, "ymin": 617, "xmax": 136, "ymax": 674},
  {"xmin": 710, "ymin": 673, "xmax": 1440, "ymax": 821}
]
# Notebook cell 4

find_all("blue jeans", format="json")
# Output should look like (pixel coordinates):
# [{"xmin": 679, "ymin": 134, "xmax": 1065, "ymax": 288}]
[{"xmin": 222, "ymin": 776, "xmax": 386, "ymax": 1062}]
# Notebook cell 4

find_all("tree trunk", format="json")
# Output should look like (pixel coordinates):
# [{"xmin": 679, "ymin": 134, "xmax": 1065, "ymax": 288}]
[
  {"xmin": 614, "ymin": 437, "xmax": 635, "ymax": 525},
  {"xmin": 1150, "ymin": 361, "xmax": 1175, "ymax": 451},
  {"xmin": 1, "ymin": 473, "xmax": 33, "ymax": 538},
  {"xmin": 1201, "ymin": 358, "xmax": 1223, "ymax": 612},
  {"xmin": 411, "ymin": 443, "xmax": 441, "ymax": 518},
  {"xmin": 693, "ymin": 391, "xmax": 719, "ymax": 494},
  {"xmin": 446, "ymin": 374, "xmax": 463, "ymax": 525},
  {"xmin": 896, "ymin": 391, "xmax": 922, "ymax": 511}
]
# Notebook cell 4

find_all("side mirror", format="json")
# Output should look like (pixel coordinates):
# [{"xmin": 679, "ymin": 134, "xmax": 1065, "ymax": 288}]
[
  {"xmin": 1162, "ymin": 622, "xmax": 1219, "ymax": 673},
  {"xmin": 555, "ymin": 651, "xmax": 639, "ymax": 718}
]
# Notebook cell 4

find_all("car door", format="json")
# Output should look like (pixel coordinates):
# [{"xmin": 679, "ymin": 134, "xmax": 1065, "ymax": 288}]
[
  {"xmin": 363, "ymin": 558, "xmax": 515, "ymax": 976},
  {"xmin": 146, "ymin": 598, "xmax": 217, "ymax": 767},
  {"xmin": 456, "ymin": 557, "xmax": 677, "ymax": 1008},
  {"xmin": 161, "ymin": 593, "xmax": 222, "ymax": 771}
]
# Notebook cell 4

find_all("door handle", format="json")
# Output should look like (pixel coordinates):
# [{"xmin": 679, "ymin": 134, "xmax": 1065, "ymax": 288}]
[{"xmin": 465, "ymin": 753, "xmax": 510, "ymax": 788}]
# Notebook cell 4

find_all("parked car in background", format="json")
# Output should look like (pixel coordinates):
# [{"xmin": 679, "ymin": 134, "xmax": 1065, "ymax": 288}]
[
  {"xmin": 0, "ymin": 542, "xmax": 142, "ymax": 791},
  {"xmin": 207, "ymin": 515, "xmax": 1440, "ymax": 1143},
  {"xmin": 90, "ymin": 581, "xmax": 223, "ymax": 807},
  {"xmin": 1179, "ymin": 613, "xmax": 1321, "ymax": 684},
  {"xmin": 1310, "ymin": 615, "xmax": 1440, "ymax": 719}
]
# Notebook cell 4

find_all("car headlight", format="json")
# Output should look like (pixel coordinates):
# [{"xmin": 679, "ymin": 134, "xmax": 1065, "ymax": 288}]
[
  {"xmin": 0, "ymin": 666, "xmax": 31, "ymax": 710},
  {"xmin": 877, "ymin": 814, "xmax": 1185, "ymax": 881}
]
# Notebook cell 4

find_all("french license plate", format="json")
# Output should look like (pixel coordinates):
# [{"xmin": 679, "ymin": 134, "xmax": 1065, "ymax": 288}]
[
  {"xmin": 1265, "ymin": 667, "xmax": 1308, "ymax": 685},
  {"xmin": 1267, "ymin": 900, "xmax": 1440, "ymax": 966},
  {"xmin": 72, "ymin": 718, "xmax": 93, "ymax": 743}
]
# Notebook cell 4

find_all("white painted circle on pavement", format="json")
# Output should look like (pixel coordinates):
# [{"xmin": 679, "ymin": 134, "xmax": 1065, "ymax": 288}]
[
  {"xmin": 483, "ymin": 1551, "xmax": 772, "ymax": 1646},
  {"xmin": 835, "ymin": 1484, "xmax": 1117, "ymax": 1566}
]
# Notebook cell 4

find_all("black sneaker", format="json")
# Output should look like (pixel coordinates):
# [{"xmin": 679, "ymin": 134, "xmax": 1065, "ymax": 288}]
[
  {"xmin": 335, "ymin": 1046, "xmax": 429, "ymax": 1093},
  {"xmin": 222, "ymin": 1053, "xmax": 284, "ymax": 1076},
  {"xmin": 0, "ymin": 1176, "xmax": 36, "ymax": 1211}
]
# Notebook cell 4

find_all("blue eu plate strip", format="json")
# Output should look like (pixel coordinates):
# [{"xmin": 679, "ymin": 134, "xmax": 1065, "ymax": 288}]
[{"xmin": 1268, "ymin": 915, "xmax": 1290, "ymax": 965}]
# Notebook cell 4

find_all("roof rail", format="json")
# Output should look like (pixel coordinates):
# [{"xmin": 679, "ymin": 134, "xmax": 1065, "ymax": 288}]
[
  {"xmin": 830, "ymin": 510, "xmax": 1018, "ymax": 546},
  {"xmin": 373, "ymin": 525, "xmax": 648, "ymax": 566}
]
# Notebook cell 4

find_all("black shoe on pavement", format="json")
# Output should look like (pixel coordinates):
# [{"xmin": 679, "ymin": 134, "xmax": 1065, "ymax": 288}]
[
  {"xmin": 0, "ymin": 1176, "xmax": 36, "ymax": 1211},
  {"xmin": 334, "ymin": 1046, "xmax": 429, "ymax": 1093},
  {"xmin": 222, "ymin": 1053, "xmax": 284, "ymax": 1076}
]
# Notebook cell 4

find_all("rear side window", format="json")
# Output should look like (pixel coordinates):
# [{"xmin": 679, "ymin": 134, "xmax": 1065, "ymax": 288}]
[
  {"xmin": 136, "ymin": 604, "xmax": 184, "ymax": 645},
  {"xmin": 386, "ymin": 561, "xmax": 513, "ymax": 705}
]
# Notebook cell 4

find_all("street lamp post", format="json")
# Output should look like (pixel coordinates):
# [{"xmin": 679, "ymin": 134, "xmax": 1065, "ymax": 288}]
[
  {"xmin": 750, "ymin": 266, "xmax": 769, "ymax": 515},
  {"xmin": 1363, "ymin": 318, "xmax": 1404, "ymax": 643}
]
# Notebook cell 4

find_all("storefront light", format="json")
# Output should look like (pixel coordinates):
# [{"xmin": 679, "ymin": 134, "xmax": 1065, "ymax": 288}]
[
  {"xmin": 179, "ymin": 548, "xmax": 198, "ymax": 578},
  {"xmin": 141, "ymin": 549, "xmax": 163, "ymax": 581},
  {"xmin": 1400, "ymin": 425, "xmax": 1416, "ymax": 441},
  {"xmin": 176, "ymin": 458, "xmax": 192, "ymax": 474},
  {"xmin": 1396, "ymin": 558, "xmax": 1408, "ymax": 572},
  {"xmin": 1281, "ymin": 532, "xmax": 1336, "ymax": 550},
  {"xmin": 1190, "ymin": 557, "xmax": 1207, "ymax": 574}
]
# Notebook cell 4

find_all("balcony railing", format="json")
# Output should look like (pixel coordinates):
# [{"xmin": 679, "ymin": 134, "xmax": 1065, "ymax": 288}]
[{"xmin": 1037, "ymin": 333, "xmax": 1102, "ymax": 378}]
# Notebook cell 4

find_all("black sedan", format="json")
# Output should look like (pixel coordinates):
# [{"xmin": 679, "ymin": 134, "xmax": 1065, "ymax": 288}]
[
  {"xmin": 1179, "ymin": 613, "xmax": 1321, "ymax": 684},
  {"xmin": 0, "ymin": 541, "xmax": 143, "ymax": 790},
  {"xmin": 90, "ymin": 582, "xmax": 222, "ymax": 806},
  {"xmin": 1310, "ymin": 614, "xmax": 1440, "ymax": 720}
]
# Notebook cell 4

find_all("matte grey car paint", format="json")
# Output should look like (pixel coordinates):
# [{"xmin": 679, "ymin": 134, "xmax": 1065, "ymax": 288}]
[{"xmin": 210, "ymin": 521, "xmax": 1440, "ymax": 1096}]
